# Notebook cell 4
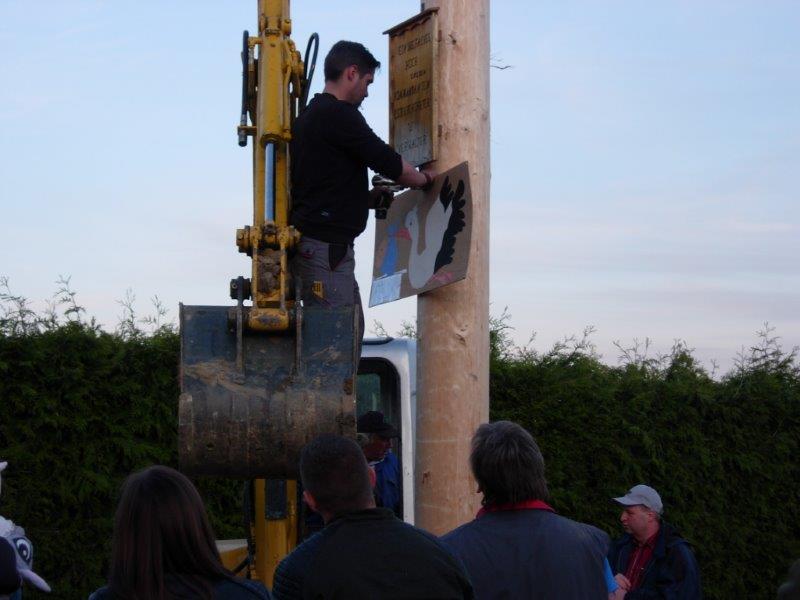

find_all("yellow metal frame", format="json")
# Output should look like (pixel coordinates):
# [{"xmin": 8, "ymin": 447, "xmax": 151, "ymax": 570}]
[
  {"xmin": 217, "ymin": 480, "xmax": 299, "ymax": 587},
  {"xmin": 251, "ymin": 0, "xmax": 301, "ymax": 585},
  {"xmin": 224, "ymin": 0, "xmax": 304, "ymax": 586},
  {"xmin": 252, "ymin": 480, "xmax": 298, "ymax": 587},
  {"xmin": 236, "ymin": 0, "xmax": 304, "ymax": 333}
]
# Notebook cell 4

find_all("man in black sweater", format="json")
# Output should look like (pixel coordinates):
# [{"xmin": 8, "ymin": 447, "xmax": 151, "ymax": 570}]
[
  {"xmin": 272, "ymin": 434, "xmax": 473, "ymax": 600},
  {"xmin": 290, "ymin": 40, "xmax": 435, "ymax": 340}
]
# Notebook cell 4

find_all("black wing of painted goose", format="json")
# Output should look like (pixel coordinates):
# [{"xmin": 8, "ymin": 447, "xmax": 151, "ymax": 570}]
[{"xmin": 433, "ymin": 177, "xmax": 467, "ymax": 274}]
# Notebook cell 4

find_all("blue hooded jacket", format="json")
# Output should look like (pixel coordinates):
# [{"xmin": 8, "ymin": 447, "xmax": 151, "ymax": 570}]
[
  {"xmin": 608, "ymin": 521, "xmax": 702, "ymax": 599},
  {"xmin": 441, "ymin": 508, "xmax": 610, "ymax": 599},
  {"xmin": 373, "ymin": 450, "xmax": 401, "ymax": 516}
]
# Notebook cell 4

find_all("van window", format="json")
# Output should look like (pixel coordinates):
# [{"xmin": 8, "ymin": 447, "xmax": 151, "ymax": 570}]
[
  {"xmin": 357, "ymin": 358, "xmax": 400, "ymax": 430},
  {"xmin": 357, "ymin": 358, "xmax": 402, "ymax": 517}
]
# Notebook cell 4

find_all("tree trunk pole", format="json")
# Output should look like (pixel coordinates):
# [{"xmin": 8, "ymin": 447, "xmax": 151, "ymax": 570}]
[{"xmin": 415, "ymin": 0, "xmax": 490, "ymax": 535}]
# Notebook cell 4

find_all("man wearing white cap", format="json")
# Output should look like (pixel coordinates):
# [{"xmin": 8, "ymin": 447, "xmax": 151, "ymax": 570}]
[{"xmin": 608, "ymin": 484, "xmax": 701, "ymax": 599}]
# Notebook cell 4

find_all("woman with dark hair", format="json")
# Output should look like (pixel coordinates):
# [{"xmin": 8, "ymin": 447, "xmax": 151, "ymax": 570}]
[{"xmin": 89, "ymin": 465, "xmax": 269, "ymax": 600}]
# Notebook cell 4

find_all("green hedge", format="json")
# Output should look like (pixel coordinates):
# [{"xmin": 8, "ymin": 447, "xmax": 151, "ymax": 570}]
[
  {"xmin": 0, "ymin": 323, "xmax": 242, "ymax": 599},
  {"xmin": 1, "ymin": 318, "xmax": 798, "ymax": 598},
  {"xmin": 489, "ymin": 331, "xmax": 800, "ymax": 599}
]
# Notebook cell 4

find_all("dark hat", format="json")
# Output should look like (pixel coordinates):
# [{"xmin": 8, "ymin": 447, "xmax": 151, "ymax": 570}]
[{"xmin": 357, "ymin": 411, "xmax": 399, "ymax": 438}]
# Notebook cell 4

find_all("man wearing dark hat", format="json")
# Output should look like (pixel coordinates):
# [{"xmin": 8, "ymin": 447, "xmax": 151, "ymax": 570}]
[
  {"xmin": 608, "ymin": 484, "xmax": 701, "ymax": 599},
  {"xmin": 356, "ymin": 411, "xmax": 401, "ymax": 516}
]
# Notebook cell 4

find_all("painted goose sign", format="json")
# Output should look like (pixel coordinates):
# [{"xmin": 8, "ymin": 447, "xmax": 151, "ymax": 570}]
[{"xmin": 370, "ymin": 161, "xmax": 472, "ymax": 307}]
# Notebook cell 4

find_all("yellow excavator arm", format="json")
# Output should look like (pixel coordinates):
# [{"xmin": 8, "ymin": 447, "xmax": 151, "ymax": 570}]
[{"xmin": 178, "ymin": 0, "xmax": 357, "ymax": 587}]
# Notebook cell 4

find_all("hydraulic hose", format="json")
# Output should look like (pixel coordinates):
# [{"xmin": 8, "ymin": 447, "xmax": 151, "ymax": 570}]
[
  {"xmin": 238, "ymin": 30, "xmax": 250, "ymax": 147},
  {"xmin": 300, "ymin": 33, "xmax": 319, "ymax": 111}
]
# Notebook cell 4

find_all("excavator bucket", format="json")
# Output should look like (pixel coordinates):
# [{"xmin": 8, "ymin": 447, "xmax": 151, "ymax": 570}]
[{"xmin": 178, "ymin": 303, "xmax": 358, "ymax": 478}]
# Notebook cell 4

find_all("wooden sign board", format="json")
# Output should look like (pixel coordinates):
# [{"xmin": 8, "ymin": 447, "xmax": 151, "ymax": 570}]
[
  {"xmin": 370, "ymin": 162, "xmax": 472, "ymax": 307},
  {"xmin": 385, "ymin": 9, "xmax": 438, "ymax": 167}
]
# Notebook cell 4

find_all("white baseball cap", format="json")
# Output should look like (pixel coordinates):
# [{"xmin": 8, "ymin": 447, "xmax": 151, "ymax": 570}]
[{"xmin": 613, "ymin": 484, "xmax": 663, "ymax": 515}]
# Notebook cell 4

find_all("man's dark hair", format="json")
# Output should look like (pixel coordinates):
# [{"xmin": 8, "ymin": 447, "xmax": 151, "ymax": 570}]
[
  {"xmin": 324, "ymin": 40, "xmax": 380, "ymax": 81},
  {"xmin": 300, "ymin": 434, "xmax": 373, "ymax": 517},
  {"xmin": 470, "ymin": 421, "xmax": 549, "ymax": 506}
]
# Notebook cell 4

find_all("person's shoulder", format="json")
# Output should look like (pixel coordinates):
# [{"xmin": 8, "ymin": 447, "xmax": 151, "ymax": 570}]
[
  {"xmin": 275, "ymin": 529, "xmax": 327, "ymax": 581},
  {"xmin": 398, "ymin": 519, "xmax": 467, "ymax": 559},
  {"xmin": 88, "ymin": 586, "xmax": 110, "ymax": 600},
  {"xmin": 214, "ymin": 577, "xmax": 271, "ymax": 599},
  {"xmin": 377, "ymin": 451, "xmax": 400, "ymax": 475},
  {"xmin": 377, "ymin": 514, "xmax": 436, "ymax": 543},
  {"xmin": 307, "ymin": 93, "xmax": 358, "ymax": 117},
  {"xmin": 541, "ymin": 513, "xmax": 611, "ymax": 554},
  {"xmin": 441, "ymin": 517, "xmax": 479, "ymax": 545},
  {"xmin": 290, "ymin": 528, "xmax": 327, "ymax": 560},
  {"xmin": 297, "ymin": 93, "xmax": 344, "ymax": 126},
  {"xmin": 440, "ymin": 518, "xmax": 486, "ymax": 561},
  {"xmin": 661, "ymin": 523, "xmax": 695, "ymax": 549},
  {"xmin": 662, "ymin": 525, "xmax": 699, "ymax": 562},
  {"xmin": 541, "ymin": 511, "xmax": 606, "ymax": 535},
  {"xmin": 444, "ymin": 510, "xmax": 606, "ymax": 541},
  {"xmin": 273, "ymin": 530, "xmax": 330, "ymax": 599},
  {"xmin": 569, "ymin": 515, "xmax": 610, "ymax": 543}
]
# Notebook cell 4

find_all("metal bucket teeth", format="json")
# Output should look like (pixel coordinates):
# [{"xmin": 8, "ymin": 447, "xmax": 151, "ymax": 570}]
[{"xmin": 178, "ymin": 304, "xmax": 357, "ymax": 478}]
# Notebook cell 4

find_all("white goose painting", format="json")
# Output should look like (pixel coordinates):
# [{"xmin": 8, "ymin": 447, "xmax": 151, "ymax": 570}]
[
  {"xmin": 370, "ymin": 161, "xmax": 472, "ymax": 307},
  {"xmin": 400, "ymin": 176, "xmax": 466, "ymax": 289}
]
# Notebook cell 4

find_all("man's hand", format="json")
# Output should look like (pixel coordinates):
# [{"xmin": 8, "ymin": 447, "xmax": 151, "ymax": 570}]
[
  {"xmin": 614, "ymin": 573, "xmax": 631, "ymax": 592},
  {"xmin": 418, "ymin": 167, "xmax": 437, "ymax": 190},
  {"xmin": 396, "ymin": 159, "xmax": 438, "ymax": 190},
  {"xmin": 609, "ymin": 587, "xmax": 627, "ymax": 600}
]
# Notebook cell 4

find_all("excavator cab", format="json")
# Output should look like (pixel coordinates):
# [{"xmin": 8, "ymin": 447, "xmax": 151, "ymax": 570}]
[{"xmin": 358, "ymin": 338, "xmax": 417, "ymax": 523}]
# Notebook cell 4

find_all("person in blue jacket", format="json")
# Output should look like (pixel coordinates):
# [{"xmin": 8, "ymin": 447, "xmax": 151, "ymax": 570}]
[
  {"xmin": 608, "ymin": 484, "xmax": 702, "ymax": 599},
  {"xmin": 441, "ymin": 421, "xmax": 611, "ymax": 599},
  {"xmin": 357, "ymin": 411, "xmax": 401, "ymax": 516}
]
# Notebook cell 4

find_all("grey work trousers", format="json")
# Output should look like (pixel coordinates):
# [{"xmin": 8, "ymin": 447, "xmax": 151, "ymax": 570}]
[{"xmin": 290, "ymin": 236, "xmax": 364, "ymax": 346}]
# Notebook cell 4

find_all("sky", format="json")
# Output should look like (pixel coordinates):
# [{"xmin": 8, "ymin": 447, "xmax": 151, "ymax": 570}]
[{"xmin": 1, "ymin": 1, "xmax": 798, "ymax": 375}]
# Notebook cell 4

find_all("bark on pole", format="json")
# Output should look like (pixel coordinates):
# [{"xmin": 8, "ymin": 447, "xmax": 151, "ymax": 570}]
[{"xmin": 415, "ymin": 0, "xmax": 490, "ymax": 535}]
